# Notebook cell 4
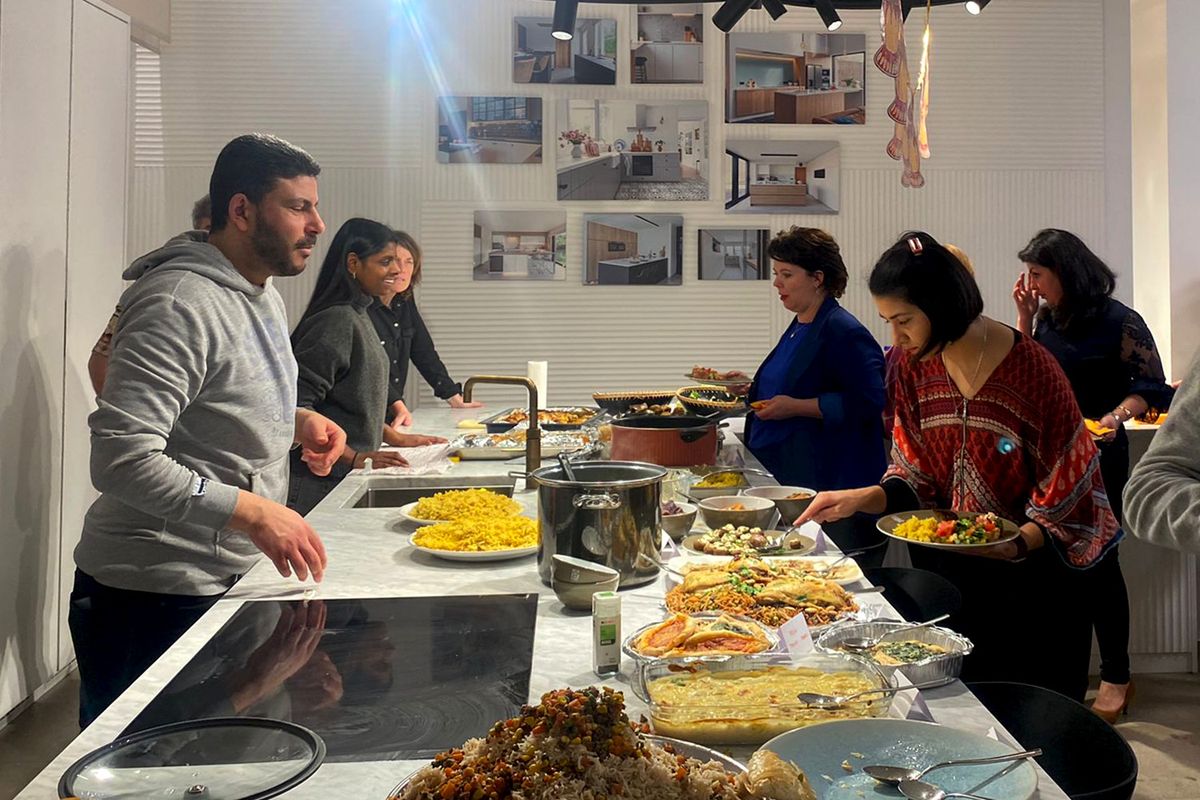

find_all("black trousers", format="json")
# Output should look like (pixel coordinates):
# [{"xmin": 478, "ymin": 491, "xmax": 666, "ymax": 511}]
[
  {"xmin": 68, "ymin": 569, "xmax": 225, "ymax": 728},
  {"xmin": 286, "ymin": 448, "xmax": 346, "ymax": 517},
  {"xmin": 1092, "ymin": 434, "xmax": 1132, "ymax": 685}
]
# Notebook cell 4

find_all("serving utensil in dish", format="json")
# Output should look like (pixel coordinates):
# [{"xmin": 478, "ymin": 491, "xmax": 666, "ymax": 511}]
[
  {"xmin": 795, "ymin": 679, "xmax": 946, "ymax": 708},
  {"xmin": 815, "ymin": 621, "xmax": 975, "ymax": 688},
  {"xmin": 877, "ymin": 509, "xmax": 1021, "ymax": 551},
  {"xmin": 899, "ymin": 779, "xmax": 1001, "ymax": 800},
  {"xmin": 839, "ymin": 614, "xmax": 951, "ymax": 652},
  {"xmin": 864, "ymin": 748, "xmax": 1041, "ymax": 787}
]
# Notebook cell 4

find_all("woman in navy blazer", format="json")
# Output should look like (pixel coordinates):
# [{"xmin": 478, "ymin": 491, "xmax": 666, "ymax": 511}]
[{"xmin": 745, "ymin": 227, "xmax": 888, "ymax": 495}]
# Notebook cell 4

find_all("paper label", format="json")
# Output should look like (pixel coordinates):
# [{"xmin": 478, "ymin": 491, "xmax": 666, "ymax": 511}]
[
  {"xmin": 779, "ymin": 612, "xmax": 814, "ymax": 657},
  {"xmin": 660, "ymin": 531, "xmax": 680, "ymax": 560},
  {"xmin": 813, "ymin": 526, "xmax": 826, "ymax": 554}
]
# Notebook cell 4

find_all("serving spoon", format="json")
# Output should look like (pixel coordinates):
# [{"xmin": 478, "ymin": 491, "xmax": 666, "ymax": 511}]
[
  {"xmin": 795, "ymin": 679, "xmax": 945, "ymax": 708},
  {"xmin": 839, "ymin": 613, "xmax": 951, "ymax": 652},
  {"xmin": 864, "ymin": 748, "xmax": 1042, "ymax": 787},
  {"xmin": 898, "ymin": 778, "xmax": 999, "ymax": 800}
]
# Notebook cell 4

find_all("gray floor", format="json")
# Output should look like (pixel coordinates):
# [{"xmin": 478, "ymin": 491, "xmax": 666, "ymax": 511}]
[{"xmin": 1, "ymin": 670, "xmax": 1198, "ymax": 798}]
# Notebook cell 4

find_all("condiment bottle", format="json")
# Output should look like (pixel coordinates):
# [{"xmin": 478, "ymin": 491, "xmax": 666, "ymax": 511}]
[{"xmin": 592, "ymin": 591, "xmax": 621, "ymax": 677}]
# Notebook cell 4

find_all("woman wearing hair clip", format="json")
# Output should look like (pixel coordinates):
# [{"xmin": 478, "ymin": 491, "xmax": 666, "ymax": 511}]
[
  {"xmin": 745, "ymin": 226, "xmax": 888, "ymax": 562},
  {"xmin": 797, "ymin": 231, "xmax": 1122, "ymax": 701},
  {"xmin": 288, "ymin": 218, "xmax": 446, "ymax": 516}
]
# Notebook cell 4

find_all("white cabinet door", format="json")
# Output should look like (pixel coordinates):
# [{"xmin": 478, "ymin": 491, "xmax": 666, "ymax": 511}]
[
  {"xmin": 60, "ymin": 0, "xmax": 130, "ymax": 669},
  {"xmin": 646, "ymin": 43, "xmax": 668, "ymax": 82},
  {"xmin": 674, "ymin": 45, "xmax": 702, "ymax": 82}
]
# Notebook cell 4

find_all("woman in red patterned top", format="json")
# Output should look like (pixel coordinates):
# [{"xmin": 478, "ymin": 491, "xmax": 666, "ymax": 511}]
[{"xmin": 799, "ymin": 231, "xmax": 1121, "ymax": 700}]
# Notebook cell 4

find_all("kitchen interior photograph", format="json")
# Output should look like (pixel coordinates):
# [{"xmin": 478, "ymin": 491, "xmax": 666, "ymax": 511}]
[
  {"xmin": 725, "ymin": 139, "xmax": 840, "ymax": 214},
  {"xmin": 472, "ymin": 210, "xmax": 566, "ymax": 280},
  {"xmin": 512, "ymin": 16, "xmax": 617, "ymax": 85},
  {"xmin": 436, "ymin": 96, "xmax": 543, "ymax": 165},
  {"xmin": 630, "ymin": 2, "xmax": 704, "ymax": 84},
  {"xmin": 557, "ymin": 100, "xmax": 708, "ymax": 201},
  {"xmin": 584, "ymin": 213, "xmax": 683, "ymax": 286},
  {"xmin": 697, "ymin": 228, "xmax": 770, "ymax": 280},
  {"xmin": 726, "ymin": 32, "xmax": 867, "ymax": 124}
]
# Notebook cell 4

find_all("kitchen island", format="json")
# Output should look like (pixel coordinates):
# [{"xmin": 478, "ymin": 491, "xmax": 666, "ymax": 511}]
[
  {"xmin": 597, "ymin": 255, "xmax": 669, "ymax": 285},
  {"xmin": 15, "ymin": 409, "xmax": 1068, "ymax": 799}
]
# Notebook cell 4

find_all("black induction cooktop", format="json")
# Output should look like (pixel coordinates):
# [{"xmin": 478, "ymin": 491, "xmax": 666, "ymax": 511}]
[{"xmin": 124, "ymin": 595, "xmax": 538, "ymax": 761}]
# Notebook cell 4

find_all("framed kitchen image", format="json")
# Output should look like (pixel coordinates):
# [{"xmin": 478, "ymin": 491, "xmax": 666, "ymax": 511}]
[
  {"xmin": 556, "ymin": 100, "xmax": 708, "ymax": 202},
  {"xmin": 724, "ymin": 140, "xmax": 840, "ymax": 215},
  {"xmin": 631, "ymin": 3, "xmax": 703, "ymax": 84},
  {"xmin": 725, "ymin": 32, "xmax": 867, "ymax": 124},
  {"xmin": 512, "ymin": 17, "xmax": 617, "ymax": 85},
  {"xmin": 584, "ymin": 214, "xmax": 683, "ymax": 286},
  {"xmin": 437, "ymin": 96, "xmax": 543, "ymax": 164},
  {"xmin": 473, "ymin": 211, "xmax": 566, "ymax": 281},
  {"xmin": 698, "ymin": 229, "xmax": 771, "ymax": 280}
]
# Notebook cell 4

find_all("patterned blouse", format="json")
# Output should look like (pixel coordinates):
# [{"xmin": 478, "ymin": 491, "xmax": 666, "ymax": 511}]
[{"xmin": 886, "ymin": 328, "xmax": 1121, "ymax": 568}]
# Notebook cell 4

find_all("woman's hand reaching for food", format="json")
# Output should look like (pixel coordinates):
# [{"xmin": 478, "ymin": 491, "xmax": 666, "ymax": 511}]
[{"xmin": 794, "ymin": 486, "xmax": 886, "ymax": 526}]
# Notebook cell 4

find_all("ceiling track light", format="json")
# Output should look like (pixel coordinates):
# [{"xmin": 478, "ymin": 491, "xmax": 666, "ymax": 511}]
[
  {"xmin": 761, "ymin": 0, "xmax": 788, "ymax": 21},
  {"xmin": 713, "ymin": 0, "xmax": 756, "ymax": 33},
  {"xmin": 552, "ymin": 0, "xmax": 578, "ymax": 41},
  {"xmin": 815, "ymin": 0, "xmax": 842, "ymax": 31},
  {"xmin": 966, "ymin": 0, "xmax": 992, "ymax": 14}
]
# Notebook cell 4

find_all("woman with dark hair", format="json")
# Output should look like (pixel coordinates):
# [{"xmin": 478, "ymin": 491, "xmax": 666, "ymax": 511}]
[
  {"xmin": 798, "ymin": 231, "xmax": 1122, "ymax": 701},
  {"xmin": 289, "ymin": 218, "xmax": 445, "ymax": 515},
  {"xmin": 367, "ymin": 230, "xmax": 481, "ymax": 429},
  {"xmin": 745, "ymin": 226, "xmax": 887, "ymax": 557},
  {"xmin": 1013, "ymin": 228, "xmax": 1172, "ymax": 721}
]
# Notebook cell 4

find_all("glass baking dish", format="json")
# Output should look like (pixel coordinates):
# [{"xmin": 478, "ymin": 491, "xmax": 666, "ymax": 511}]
[{"xmin": 642, "ymin": 652, "xmax": 893, "ymax": 746}]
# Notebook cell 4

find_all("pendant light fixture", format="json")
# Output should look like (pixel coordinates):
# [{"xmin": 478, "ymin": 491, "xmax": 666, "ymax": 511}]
[
  {"xmin": 552, "ymin": 0, "xmax": 578, "ymax": 40},
  {"xmin": 965, "ymin": 0, "xmax": 991, "ymax": 13},
  {"xmin": 761, "ymin": 0, "xmax": 788, "ymax": 20},
  {"xmin": 815, "ymin": 0, "xmax": 843, "ymax": 31},
  {"xmin": 712, "ymin": 0, "xmax": 756, "ymax": 33}
]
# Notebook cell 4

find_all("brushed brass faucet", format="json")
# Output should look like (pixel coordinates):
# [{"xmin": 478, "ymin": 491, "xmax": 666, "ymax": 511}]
[{"xmin": 463, "ymin": 375, "xmax": 541, "ymax": 475}]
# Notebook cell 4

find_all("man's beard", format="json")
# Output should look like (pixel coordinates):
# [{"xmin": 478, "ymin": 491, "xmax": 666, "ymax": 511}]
[{"xmin": 251, "ymin": 216, "xmax": 314, "ymax": 278}]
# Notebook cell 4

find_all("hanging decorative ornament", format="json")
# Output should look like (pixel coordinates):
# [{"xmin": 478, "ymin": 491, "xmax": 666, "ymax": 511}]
[{"xmin": 878, "ymin": 0, "xmax": 933, "ymax": 188}]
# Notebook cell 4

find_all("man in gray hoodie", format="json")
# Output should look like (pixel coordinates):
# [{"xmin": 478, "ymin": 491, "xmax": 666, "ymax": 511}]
[{"xmin": 70, "ymin": 133, "xmax": 346, "ymax": 727}]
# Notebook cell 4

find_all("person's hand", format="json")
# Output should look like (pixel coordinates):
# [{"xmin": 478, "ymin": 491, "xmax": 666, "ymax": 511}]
[
  {"xmin": 394, "ymin": 433, "xmax": 448, "ymax": 447},
  {"xmin": 389, "ymin": 399, "xmax": 413, "ymax": 429},
  {"xmin": 295, "ymin": 409, "xmax": 346, "ymax": 477},
  {"xmin": 448, "ymin": 393, "xmax": 483, "ymax": 409},
  {"xmin": 795, "ymin": 488, "xmax": 874, "ymax": 525},
  {"xmin": 353, "ymin": 449, "xmax": 410, "ymax": 469},
  {"xmin": 751, "ymin": 395, "xmax": 799, "ymax": 421},
  {"xmin": 233, "ymin": 491, "xmax": 327, "ymax": 582},
  {"xmin": 232, "ymin": 600, "xmax": 328, "ymax": 712},
  {"xmin": 1012, "ymin": 273, "xmax": 1041, "ymax": 326},
  {"xmin": 1096, "ymin": 413, "xmax": 1122, "ymax": 443}
]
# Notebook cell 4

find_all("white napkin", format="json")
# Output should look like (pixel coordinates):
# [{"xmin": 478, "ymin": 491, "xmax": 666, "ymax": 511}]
[{"xmin": 353, "ymin": 443, "xmax": 454, "ymax": 475}]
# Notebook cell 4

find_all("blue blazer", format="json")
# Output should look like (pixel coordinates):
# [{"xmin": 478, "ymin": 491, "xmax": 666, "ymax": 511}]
[{"xmin": 745, "ymin": 296, "xmax": 887, "ymax": 491}]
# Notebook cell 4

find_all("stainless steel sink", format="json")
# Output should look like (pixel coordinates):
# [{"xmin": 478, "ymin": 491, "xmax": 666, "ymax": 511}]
[{"xmin": 343, "ymin": 475, "xmax": 516, "ymax": 509}]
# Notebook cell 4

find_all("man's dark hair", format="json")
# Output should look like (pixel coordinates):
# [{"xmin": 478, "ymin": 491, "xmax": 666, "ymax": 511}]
[
  {"xmin": 1017, "ymin": 228, "xmax": 1116, "ymax": 331},
  {"xmin": 208, "ymin": 133, "xmax": 321, "ymax": 232},
  {"xmin": 869, "ymin": 230, "xmax": 984, "ymax": 359},
  {"xmin": 191, "ymin": 194, "xmax": 212, "ymax": 230},
  {"xmin": 766, "ymin": 226, "xmax": 849, "ymax": 298}
]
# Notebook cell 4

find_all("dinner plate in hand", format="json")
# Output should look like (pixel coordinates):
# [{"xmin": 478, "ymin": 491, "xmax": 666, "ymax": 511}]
[
  {"xmin": 760, "ymin": 718, "xmax": 1037, "ymax": 800},
  {"xmin": 877, "ymin": 509, "xmax": 1021, "ymax": 551}
]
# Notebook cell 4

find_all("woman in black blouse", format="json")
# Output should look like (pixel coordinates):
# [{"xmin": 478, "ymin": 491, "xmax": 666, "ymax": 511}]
[
  {"xmin": 1013, "ymin": 228, "xmax": 1174, "ymax": 722},
  {"xmin": 366, "ymin": 231, "xmax": 481, "ymax": 428}
]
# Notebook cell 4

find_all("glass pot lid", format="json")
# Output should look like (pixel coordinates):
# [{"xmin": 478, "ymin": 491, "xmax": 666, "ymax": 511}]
[{"xmin": 59, "ymin": 717, "xmax": 325, "ymax": 800}]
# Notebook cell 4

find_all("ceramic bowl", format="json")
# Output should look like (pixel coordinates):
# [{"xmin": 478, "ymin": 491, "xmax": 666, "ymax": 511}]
[
  {"xmin": 552, "ymin": 573, "xmax": 620, "ymax": 610},
  {"xmin": 697, "ymin": 495, "xmax": 776, "ymax": 531},
  {"xmin": 551, "ymin": 554, "xmax": 620, "ymax": 585},
  {"xmin": 661, "ymin": 501, "xmax": 699, "ymax": 541},
  {"xmin": 741, "ymin": 485, "xmax": 817, "ymax": 526}
]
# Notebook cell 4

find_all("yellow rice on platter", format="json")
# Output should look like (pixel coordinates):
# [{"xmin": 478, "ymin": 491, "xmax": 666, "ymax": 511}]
[
  {"xmin": 412, "ymin": 515, "xmax": 539, "ymax": 552},
  {"xmin": 891, "ymin": 516, "xmax": 939, "ymax": 542},
  {"xmin": 411, "ymin": 488, "xmax": 521, "ymax": 521}
]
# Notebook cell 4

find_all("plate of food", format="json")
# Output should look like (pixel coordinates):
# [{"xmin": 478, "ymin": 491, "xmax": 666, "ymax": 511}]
[
  {"xmin": 815, "ymin": 621, "xmax": 974, "ymax": 688},
  {"xmin": 387, "ymin": 685, "xmax": 818, "ymax": 800},
  {"xmin": 759, "ymin": 718, "xmax": 1037, "ymax": 800},
  {"xmin": 592, "ymin": 390, "xmax": 676, "ymax": 414},
  {"xmin": 408, "ymin": 515, "xmax": 538, "ymax": 561},
  {"xmin": 1084, "ymin": 418, "xmax": 1115, "ymax": 440},
  {"xmin": 451, "ymin": 429, "xmax": 595, "ymax": 460},
  {"xmin": 677, "ymin": 385, "xmax": 749, "ymax": 415},
  {"xmin": 664, "ymin": 558, "xmax": 859, "ymax": 628},
  {"xmin": 398, "ymin": 488, "xmax": 522, "ymax": 526},
  {"xmin": 877, "ymin": 510, "xmax": 1021, "ymax": 550},
  {"xmin": 685, "ymin": 365, "xmax": 753, "ymax": 389},
  {"xmin": 624, "ymin": 612, "xmax": 779, "ymax": 661},
  {"xmin": 481, "ymin": 406, "xmax": 600, "ymax": 433},
  {"xmin": 681, "ymin": 525, "xmax": 816, "ymax": 558},
  {"xmin": 669, "ymin": 556, "xmax": 863, "ymax": 587}
]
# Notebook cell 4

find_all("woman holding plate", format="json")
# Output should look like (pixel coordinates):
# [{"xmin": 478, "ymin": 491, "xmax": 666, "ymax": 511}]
[{"xmin": 798, "ymin": 231, "xmax": 1121, "ymax": 701}]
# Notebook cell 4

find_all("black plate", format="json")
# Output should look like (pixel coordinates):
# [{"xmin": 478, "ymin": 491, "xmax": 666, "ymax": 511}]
[{"xmin": 481, "ymin": 406, "xmax": 601, "ymax": 433}]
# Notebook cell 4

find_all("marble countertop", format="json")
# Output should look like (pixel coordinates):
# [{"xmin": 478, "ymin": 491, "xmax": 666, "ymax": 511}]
[
  {"xmin": 599, "ymin": 256, "xmax": 668, "ymax": 268},
  {"xmin": 16, "ymin": 408, "xmax": 1067, "ymax": 799},
  {"xmin": 556, "ymin": 152, "xmax": 621, "ymax": 171}
]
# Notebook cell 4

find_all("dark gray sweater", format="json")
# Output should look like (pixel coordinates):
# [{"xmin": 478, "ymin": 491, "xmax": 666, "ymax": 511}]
[{"xmin": 292, "ymin": 292, "xmax": 387, "ymax": 472}]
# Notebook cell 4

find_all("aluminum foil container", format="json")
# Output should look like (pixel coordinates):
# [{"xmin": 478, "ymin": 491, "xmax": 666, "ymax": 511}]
[{"xmin": 814, "ymin": 622, "xmax": 974, "ymax": 688}]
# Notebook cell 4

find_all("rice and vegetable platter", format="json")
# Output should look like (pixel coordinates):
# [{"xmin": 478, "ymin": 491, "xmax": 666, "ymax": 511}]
[{"xmin": 392, "ymin": 686, "xmax": 816, "ymax": 800}]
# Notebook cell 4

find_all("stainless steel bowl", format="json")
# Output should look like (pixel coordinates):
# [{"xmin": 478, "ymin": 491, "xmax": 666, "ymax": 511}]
[{"xmin": 814, "ymin": 622, "xmax": 974, "ymax": 688}]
